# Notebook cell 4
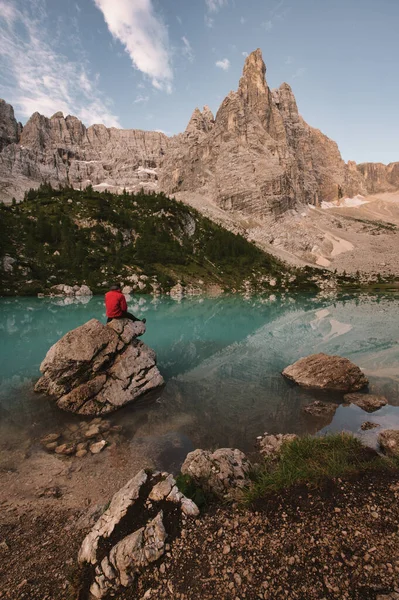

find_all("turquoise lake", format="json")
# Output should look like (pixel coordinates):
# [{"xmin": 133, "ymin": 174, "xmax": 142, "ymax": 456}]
[{"xmin": 1, "ymin": 293, "xmax": 399, "ymax": 471}]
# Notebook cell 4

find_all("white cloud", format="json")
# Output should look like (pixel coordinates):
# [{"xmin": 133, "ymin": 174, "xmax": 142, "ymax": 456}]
[
  {"xmin": 262, "ymin": 20, "xmax": 273, "ymax": 31},
  {"xmin": 215, "ymin": 58, "xmax": 230, "ymax": 71},
  {"xmin": 0, "ymin": 0, "xmax": 120, "ymax": 127},
  {"xmin": 181, "ymin": 36, "xmax": 194, "ymax": 63},
  {"xmin": 285, "ymin": 56, "xmax": 293, "ymax": 65},
  {"xmin": 155, "ymin": 128, "xmax": 171, "ymax": 136},
  {"xmin": 205, "ymin": 15, "xmax": 214, "ymax": 28},
  {"xmin": 292, "ymin": 67, "xmax": 306, "ymax": 78},
  {"xmin": 93, "ymin": 0, "xmax": 173, "ymax": 92},
  {"xmin": 242, "ymin": 51, "xmax": 248, "ymax": 57},
  {"xmin": 75, "ymin": 3, "xmax": 81, "ymax": 12},
  {"xmin": 133, "ymin": 94, "xmax": 149, "ymax": 104},
  {"xmin": 176, "ymin": 16, "xmax": 182, "ymax": 25},
  {"xmin": 206, "ymin": 0, "xmax": 228, "ymax": 12}
]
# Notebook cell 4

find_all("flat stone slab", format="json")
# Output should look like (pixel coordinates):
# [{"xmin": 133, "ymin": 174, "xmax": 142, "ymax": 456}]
[
  {"xmin": 344, "ymin": 393, "xmax": 387, "ymax": 413},
  {"xmin": 282, "ymin": 353, "xmax": 368, "ymax": 392}
]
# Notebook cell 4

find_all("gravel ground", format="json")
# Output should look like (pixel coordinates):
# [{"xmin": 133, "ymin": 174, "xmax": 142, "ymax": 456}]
[
  {"xmin": 134, "ymin": 471, "xmax": 399, "ymax": 600},
  {"xmin": 1, "ymin": 471, "xmax": 399, "ymax": 600}
]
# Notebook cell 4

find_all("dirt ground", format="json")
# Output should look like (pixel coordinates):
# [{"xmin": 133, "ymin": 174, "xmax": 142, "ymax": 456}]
[
  {"xmin": 176, "ymin": 190, "xmax": 399, "ymax": 277},
  {"xmin": 1, "ymin": 459, "xmax": 399, "ymax": 600}
]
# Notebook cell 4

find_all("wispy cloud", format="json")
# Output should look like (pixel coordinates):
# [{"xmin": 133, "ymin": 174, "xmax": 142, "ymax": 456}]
[
  {"xmin": 292, "ymin": 67, "xmax": 306, "ymax": 78},
  {"xmin": 93, "ymin": 0, "xmax": 173, "ymax": 93},
  {"xmin": 176, "ymin": 16, "xmax": 182, "ymax": 25},
  {"xmin": 242, "ymin": 51, "xmax": 248, "ymax": 57},
  {"xmin": 75, "ymin": 3, "xmax": 81, "ymax": 13},
  {"xmin": 215, "ymin": 58, "xmax": 230, "ymax": 71},
  {"xmin": 182, "ymin": 36, "xmax": 194, "ymax": 63},
  {"xmin": 133, "ymin": 94, "xmax": 149, "ymax": 104},
  {"xmin": 262, "ymin": 20, "xmax": 273, "ymax": 31},
  {"xmin": 206, "ymin": 0, "xmax": 228, "ymax": 12},
  {"xmin": 205, "ymin": 15, "xmax": 214, "ymax": 28},
  {"xmin": 285, "ymin": 56, "xmax": 293, "ymax": 65},
  {"xmin": 240, "ymin": 16, "xmax": 246, "ymax": 25},
  {"xmin": 0, "ymin": 0, "xmax": 120, "ymax": 126}
]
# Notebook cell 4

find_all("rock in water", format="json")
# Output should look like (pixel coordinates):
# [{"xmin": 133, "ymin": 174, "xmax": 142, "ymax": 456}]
[
  {"xmin": 34, "ymin": 318, "xmax": 164, "ymax": 415},
  {"xmin": 344, "ymin": 393, "xmax": 387, "ymax": 413},
  {"xmin": 282, "ymin": 353, "xmax": 368, "ymax": 392}
]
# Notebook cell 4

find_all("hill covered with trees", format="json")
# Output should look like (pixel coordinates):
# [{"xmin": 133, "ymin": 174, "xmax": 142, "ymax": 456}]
[{"xmin": 0, "ymin": 185, "xmax": 320, "ymax": 296}]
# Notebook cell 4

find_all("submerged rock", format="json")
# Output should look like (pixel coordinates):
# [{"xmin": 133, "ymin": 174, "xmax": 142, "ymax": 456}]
[
  {"xmin": 78, "ymin": 469, "xmax": 199, "ymax": 599},
  {"xmin": 378, "ymin": 430, "xmax": 399, "ymax": 457},
  {"xmin": 181, "ymin": 448, "xmax": 252, "ymax": 500},
  {"xmin": 361, "ymin": 421, "xmax": 380, "ymax": 431},
  {"xmin": 34, "ymin": 318, "xmax": 164, "ymax": 415},
  {"xmin": 302, "ymin": 400, "xmax": 339, "ymax": 417},
  {"xmin": 282, "ymin": 353, "xmax": 368, "ymax": 392},
  {"xmin": 344, "ymin": 393, "xmax": 388, "ymax": 413}
]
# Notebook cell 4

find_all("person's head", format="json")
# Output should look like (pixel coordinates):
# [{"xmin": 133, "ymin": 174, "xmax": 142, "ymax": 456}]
[{"xmin": 110, "ymin": 283, "xmax": 121, "ymax": 292}]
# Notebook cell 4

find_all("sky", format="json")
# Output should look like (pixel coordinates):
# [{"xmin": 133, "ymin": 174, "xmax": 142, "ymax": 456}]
[{"xmin": 0, "ymin": 0, "xmax": 398, "ymax": 164}]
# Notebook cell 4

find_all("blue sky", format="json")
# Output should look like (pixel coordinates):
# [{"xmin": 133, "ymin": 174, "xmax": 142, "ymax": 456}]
[{"xmin": 0, "ymin": 0, "xmax": 398, "ymax": 164}]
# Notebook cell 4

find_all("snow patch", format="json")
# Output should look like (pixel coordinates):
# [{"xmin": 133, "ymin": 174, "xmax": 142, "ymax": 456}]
[{"xmin": 321, "ymin": 195, "xmax": 369, "ymax": 209}]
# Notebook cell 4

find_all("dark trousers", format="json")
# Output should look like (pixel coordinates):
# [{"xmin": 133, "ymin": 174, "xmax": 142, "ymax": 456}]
[{"xmin": 107, "ymin": 311, "xmax": 140, "ymax": 323}]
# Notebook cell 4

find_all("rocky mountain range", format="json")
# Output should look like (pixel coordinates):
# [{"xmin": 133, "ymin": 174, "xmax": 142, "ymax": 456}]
[
  {"xmin": 1, "ymin": 49, "xmax": 398, "ymax": 276},
  {"xmin": 0, "ymin": 49, "xmax": 397, "ymax": 208}
]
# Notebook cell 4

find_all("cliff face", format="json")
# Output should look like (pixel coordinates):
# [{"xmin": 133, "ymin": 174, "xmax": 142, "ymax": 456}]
[
  {"xmin": 159, "ymin": 50, "xmax": 370, "ymax": 218},
  {"xmin": 356, "ymin": 162, "xmax": 399, "ymax": 194},
  {"xmin": 0, "ymin": 49, "xmax": 397, "ymax": 208},
  {"xmin": 0, "ymin": 108, "xmax": 168, "ymax": 202}
]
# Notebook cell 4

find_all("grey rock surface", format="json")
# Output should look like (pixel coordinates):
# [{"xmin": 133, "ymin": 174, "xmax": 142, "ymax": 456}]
[
  {"xmin": 302, "ymin": 400, "xmax": 339, "ymax": 417},
  {"xmin": 378, "ymin": 430, "xmax": 399, "ymax": 457},
  {"xmin": 181, "ymin": 448, "xmax": 252, "ymax": 500},
  {"xmin": 78, "ymin": 469, "xmax": 199, "ymax": 599},
  {"xmin": 257, "ymin": 433, "xmax": 298, "ymax": 457},
  {"xmin": 282, "ymin": 353, "xmax": 368, "ymax": 392},
  {"xmin": 34, "ymin": 318, "xmax": 164, "ymax": 415}
]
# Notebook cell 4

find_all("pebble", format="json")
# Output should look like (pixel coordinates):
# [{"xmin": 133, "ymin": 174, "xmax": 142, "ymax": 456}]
[
  {"xmin": 222, "ymin": 545, "xmax": 231, "ymax": 555},
  {"xmin": 90, "ymin": 440, "xmax": 107, "ymax": 454}
]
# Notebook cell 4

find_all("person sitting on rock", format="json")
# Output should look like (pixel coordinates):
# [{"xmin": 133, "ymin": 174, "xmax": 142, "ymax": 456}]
[{"xmin": 105, "ymin": 284, "xmax": 146, "ymax": 324}]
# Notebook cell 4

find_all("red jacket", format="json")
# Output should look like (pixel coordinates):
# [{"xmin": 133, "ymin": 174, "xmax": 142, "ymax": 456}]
[{"xmin": 105, "ymin": 290, "xmax": 127, "ymax": 318}]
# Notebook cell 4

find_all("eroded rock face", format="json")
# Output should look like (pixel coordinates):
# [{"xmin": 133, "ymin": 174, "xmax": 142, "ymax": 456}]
[
  {"xmin": 344, "ymin": 393, "xmax": 388, "ymax": 413},
  {"xmin": 181, "ymin": 448, "xmax": 252, "ymax": 500},
  {"xmin": 2, "ymin": 50, "xmax": 395, "ymax": 210},
  {"xmin": 378, "ymin": 430, "xmax": 399, "ymax": 457},
  {"xmin": 282, "ymin": 353, "xmax": 368, "ymax": 392},
  {"xmin": 0, "ymin": 107, "xmax": 168, "ymax": 202},
  {"xmin": 78, "ymin": 469, "xmax": 199, "ymax": 599},
  {"xmin": 34, "ymin": 318, "xmax": 164, "ymax": 415},
  {"xmin": 0, "ymin": 99, "xmax": 22, "ymax": 152}
]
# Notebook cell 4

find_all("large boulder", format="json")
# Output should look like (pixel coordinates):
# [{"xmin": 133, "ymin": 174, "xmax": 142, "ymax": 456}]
[
  {"xmin": 181, "ymin": 448, "xmax": 252, "ymax": 500},
  {"xmin": 256, "ymin": 433, "xmax": 297, "ymax": 457},
  {"xmin": 34, "ymin": 319, "xmax": 164, "ymax": 415},
  {"xmin": 78, "ymin": 469, "xmax": 199, "ymax": 599},
  {"xmin": 282, "ymin": 353, "xmax": 368, "ymax": 392},
  {"xmin": 379, "ymin": 430, "xmax": 399, "ymax": 457}
]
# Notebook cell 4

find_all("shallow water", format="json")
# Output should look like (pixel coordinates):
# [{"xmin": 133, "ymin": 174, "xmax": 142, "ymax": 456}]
[{"xmin": 1, "ymin": 292, "xmax": 399, "ymax": 471}]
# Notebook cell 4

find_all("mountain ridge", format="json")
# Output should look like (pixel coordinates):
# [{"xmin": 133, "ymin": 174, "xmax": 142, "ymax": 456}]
[{"xmin": 0, "ymin": 49, "xmax": 397, "ymax": 208}]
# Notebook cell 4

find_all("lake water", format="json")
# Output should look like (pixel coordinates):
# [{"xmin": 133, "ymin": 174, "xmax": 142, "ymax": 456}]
[{"xmin": 1, "ymin": 292, "xmax": 399, "ymax": 471}]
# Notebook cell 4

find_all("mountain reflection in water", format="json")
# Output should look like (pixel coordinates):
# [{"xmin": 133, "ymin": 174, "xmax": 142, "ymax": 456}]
[{"xmin": 0, "ymin": 293, "xmax": 398, "ymax": 467}]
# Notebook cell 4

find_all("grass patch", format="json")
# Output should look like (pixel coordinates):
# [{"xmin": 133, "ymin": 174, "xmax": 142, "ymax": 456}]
[{"xmin": 245, "ymin": 433, "xmax": 398, "ymax": 504}]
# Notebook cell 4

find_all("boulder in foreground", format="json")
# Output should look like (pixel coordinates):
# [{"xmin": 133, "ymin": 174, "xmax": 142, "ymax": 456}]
[
  {"xmin": 379, "ymin": 430, "xmax": 399, "ymax": 457},
  {"xmin": 181, "ymin": 448, "xmax": 252, "ymax": 500},
  {"xmin": 34, "ymin": 318, "xmax": 164, "ymax": 415},
  {"xmin": 282, "ymin": 353, "xmax": 368, "ymax": 392},
  {"xmin": 78, "ymin": 469, "xmax": 199, "ymax": 599}
]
